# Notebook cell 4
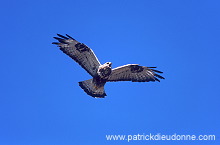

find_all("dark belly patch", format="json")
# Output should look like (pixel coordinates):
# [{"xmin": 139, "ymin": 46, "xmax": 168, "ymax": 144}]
[{"xmin": 100, "ymin": 67, "xmax": 112, "ymax": 77}]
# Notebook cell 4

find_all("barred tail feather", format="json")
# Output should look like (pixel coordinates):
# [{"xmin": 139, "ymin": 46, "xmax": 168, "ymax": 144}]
[{"xmin": 78, "ymin": 79, "xmax": 106, "ymax": 98}]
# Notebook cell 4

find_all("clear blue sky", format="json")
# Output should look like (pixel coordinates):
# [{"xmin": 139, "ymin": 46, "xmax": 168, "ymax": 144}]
[{"xmin": 0, "ymin": 0, "xmax": 219, "ymax": 145}]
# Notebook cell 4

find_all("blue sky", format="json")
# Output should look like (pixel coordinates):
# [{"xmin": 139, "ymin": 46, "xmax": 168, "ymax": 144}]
[{"xmin": 0, "ymin": 0, "xmax": 220, "ymax": 145}]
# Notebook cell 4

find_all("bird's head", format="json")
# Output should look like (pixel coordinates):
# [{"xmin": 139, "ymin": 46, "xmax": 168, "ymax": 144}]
[{"xmin": 105, "ymin": 62, "xmax": 112, "ymax": 67}]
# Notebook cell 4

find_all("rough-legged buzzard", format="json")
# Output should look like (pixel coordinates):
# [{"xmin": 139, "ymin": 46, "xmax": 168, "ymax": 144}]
[{"xmin": 52, "ymin": 34, "xmax": 164, "ymax": 98}]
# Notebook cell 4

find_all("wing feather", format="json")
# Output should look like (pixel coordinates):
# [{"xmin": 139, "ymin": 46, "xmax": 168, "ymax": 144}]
[
  {"xmin": 107, "ymin": 64, "xmax": 164, "ymax": 82},
  {"xmin": 52, "ymin": 34, "xmax": 101, "ymax": 77}
]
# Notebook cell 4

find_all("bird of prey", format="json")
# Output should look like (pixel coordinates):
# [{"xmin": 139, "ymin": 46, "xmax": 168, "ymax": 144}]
[{"xmin": 52, "ymin": 34, "xmax": 164, "ymax": 98}]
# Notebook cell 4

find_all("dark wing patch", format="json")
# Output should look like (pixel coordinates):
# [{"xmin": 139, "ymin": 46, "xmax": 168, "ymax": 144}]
[
  {"xmin": 52, "ymin": 34, "xmax": 101, "ymax": 77},
  {"xmin": 75, "ymin": 43, "xmax": 90, "ymax": 52},
  {"xmin": 130, "ymin": 65, "xmax": 144, "ymax": 73},
  {"xmin": 107, "ymin": 64, "xmax": 164, "ymax": 82}
]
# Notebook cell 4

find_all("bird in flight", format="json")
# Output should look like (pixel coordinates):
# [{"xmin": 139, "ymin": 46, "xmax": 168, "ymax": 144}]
[{"xmin": 52, "ymin": 34, "xmax": 164, "ymax": 98}]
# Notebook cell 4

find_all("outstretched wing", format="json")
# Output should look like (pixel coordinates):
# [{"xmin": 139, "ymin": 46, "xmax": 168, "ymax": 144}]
[
  {"xmin": 52, "ymin": 34, "xmax": 101, "ymax": 77},
  {"xmin": 107, "ymin": 64, "xmax": 164, "ymax": 82}
]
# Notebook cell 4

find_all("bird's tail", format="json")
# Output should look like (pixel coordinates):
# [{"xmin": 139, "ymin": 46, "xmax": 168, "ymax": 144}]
[{"xmin": 79, "ymin": 79, "xmax": 107, "ymax": 98}]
